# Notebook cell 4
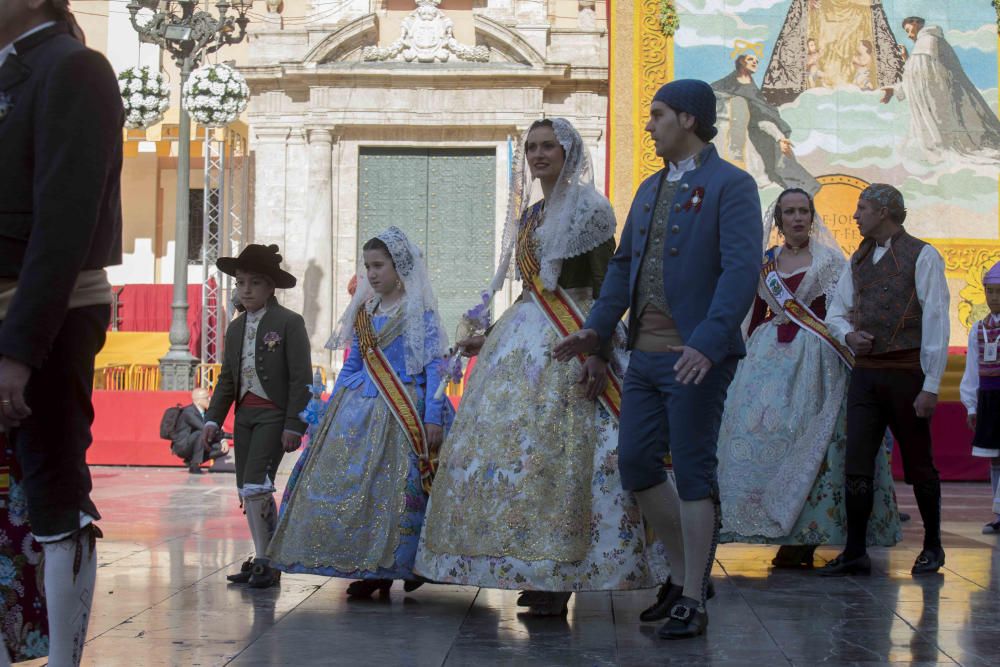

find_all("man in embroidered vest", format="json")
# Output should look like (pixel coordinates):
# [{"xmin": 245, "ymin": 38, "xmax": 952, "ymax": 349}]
[
  {"xmin": 822, "ymin": 184, "xmax": 950, "ymax": 577},
  {"xmin": 555, "ymin": 79, "xmax": 761, "ymax": 638},
  {"xmin": 203, "ymin": 244, "xmax": 312, "ymax": 589},
  {"xmin": 0, "ymin": 2, "xmax": 121, "ymax": 663}
]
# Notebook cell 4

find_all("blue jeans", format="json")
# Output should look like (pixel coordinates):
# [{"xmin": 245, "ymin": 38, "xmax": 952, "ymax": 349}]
[{"xmin": 617, "ymin": 350, "xmax": 738, "ymax": 500}]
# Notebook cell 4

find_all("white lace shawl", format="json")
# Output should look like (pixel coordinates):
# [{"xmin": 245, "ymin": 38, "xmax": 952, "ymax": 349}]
[
  {"xmin": 490, "ymin": 118, "xmax": 616, "ymax": 292},
  {"xmin": 327, "ymin": 226, "xmax": 448, "ymax": 377}
]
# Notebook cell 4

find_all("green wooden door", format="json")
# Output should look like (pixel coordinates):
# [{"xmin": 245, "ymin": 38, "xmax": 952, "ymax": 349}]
[{"xmin": 358, "ymin": 148, "xmax": 496, "ymax": 341}]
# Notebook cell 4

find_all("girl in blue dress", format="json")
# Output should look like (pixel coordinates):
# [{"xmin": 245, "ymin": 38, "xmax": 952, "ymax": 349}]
[{"xmin": 268, "ymin": 226, "xmax": 452, "ymax": 597}]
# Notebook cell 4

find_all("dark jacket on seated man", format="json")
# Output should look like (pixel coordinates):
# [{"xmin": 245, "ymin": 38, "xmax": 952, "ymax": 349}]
[{"xmin": 172, "ymin": 390, "xmax": 227, "ymax": 472}]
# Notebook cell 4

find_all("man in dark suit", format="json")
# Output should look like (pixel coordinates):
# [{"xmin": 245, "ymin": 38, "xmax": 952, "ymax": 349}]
[
  {"xmin": 0, "ymin": 1, "xmax": 122, "ymax": 664},
  {"xmin": 556, "ymin": 80, "xmax": 761, "ymax": 638},
  {"xmin": 171, "ymin": 387, "xmax": 230, "ymax": 473},
  {"xmin": 203, "ymin": 244, "xmax": 312, "ymax": 588}
]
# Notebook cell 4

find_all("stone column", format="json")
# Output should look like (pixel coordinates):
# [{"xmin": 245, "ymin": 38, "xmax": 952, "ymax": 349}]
[
  {"xmin": 283, "ymin": 130, "xmax": 308, "ymax": 317},
  {"xmin": 252, "ymin": 126, "xmax": 290, "ymax": 250},
  {"xmin": 303, "ymin": 128, "xmax": 335, "ymax": 368}
]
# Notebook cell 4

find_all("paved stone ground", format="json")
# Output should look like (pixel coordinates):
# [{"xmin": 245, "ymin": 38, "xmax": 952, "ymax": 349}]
[{"xmin": 23, "ymin": 466, "xmax": 1000, "ymax": 666}]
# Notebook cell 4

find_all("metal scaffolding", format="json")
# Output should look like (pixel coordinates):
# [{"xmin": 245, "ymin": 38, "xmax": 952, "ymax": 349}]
[{"xmin": 200, "ymin": 128, "xmax": 250, "ymax": 364}]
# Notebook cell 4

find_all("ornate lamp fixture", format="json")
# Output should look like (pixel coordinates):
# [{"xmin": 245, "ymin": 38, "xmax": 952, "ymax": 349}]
[
  {"xmin": 125, "ymin": 0, "xmax": 253, "ymax": 68},
  {"xmin": 125, "ymin": 0, "xmax": 255, "ymax": 390}
]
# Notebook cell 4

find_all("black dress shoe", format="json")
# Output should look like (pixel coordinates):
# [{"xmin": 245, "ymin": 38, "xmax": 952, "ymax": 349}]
[
  {"xmin": 517, "ymin": 591, "xmax": 546, "ymax": 607},
  {"xmin": 403, "ymin": 578, "xmax": 425, "ymax": 593},
  {"xmin": 818, "ymin": 552, "xmax": 871, "ymax": 577},
  {"xmin": 346, "ymin": 579, "xmax": 392, "ymax": 598},
  {"xmin": 657, "ymin": 598, "xmax": 708, "ymax": 639},
  {"xmin": 226, "ymin": 557, "xmax": 254, "ymax": 584},
  {"xmin": 771, "ymin": 545, "xmax": 816, "ymax": 569},
  {"xmin": 248, "ymin": 560, "xmax": 281, "ymax": 588},
  {"xmin": 188, "ymin": 467, "xmax": 206, "ymax": 475},
  {"xmin": 911, "ymin": 548, "xmax": 945, "ymax": 576},
  {"xmin": 639, "ymin": 578, "xmax": 715, "ymax": 622}
]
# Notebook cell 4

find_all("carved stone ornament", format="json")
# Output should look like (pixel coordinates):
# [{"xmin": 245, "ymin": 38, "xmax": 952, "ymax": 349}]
[{"xmin": 363, "ymin": 0, "xmax": 490, "ymax": 63}]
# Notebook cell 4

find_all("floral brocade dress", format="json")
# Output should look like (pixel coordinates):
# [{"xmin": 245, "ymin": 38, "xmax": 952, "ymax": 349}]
[
  {"xmin": 267, "ymin": 308, "xmax": 453, "ymax": 580},
  {"xmin": 718, "ymin": 248, "xmax": 901, "ymax": 547},
  {"xmin": 414, "ymin": 202, "xmax": 669, "ymax": 591},
  {"xmin": 0, "ymin": 433, "xmax": 48, "ymax": 662}
]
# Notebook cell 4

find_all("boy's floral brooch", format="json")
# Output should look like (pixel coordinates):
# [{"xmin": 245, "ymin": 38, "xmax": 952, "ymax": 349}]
[{"xmin": 263, "ymin": 331, "xmax": 281, "ymax": 351}]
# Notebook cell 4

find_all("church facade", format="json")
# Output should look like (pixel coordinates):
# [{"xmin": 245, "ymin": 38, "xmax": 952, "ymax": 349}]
[{"xmin": 242, "ymin": 0, "xmax": 610, "ymax": 361}]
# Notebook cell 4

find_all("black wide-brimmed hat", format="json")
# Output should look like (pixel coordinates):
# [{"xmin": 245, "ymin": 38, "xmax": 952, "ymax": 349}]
[{"xmin": 216, "ymin": 244, "xmax": 297, "ymax": 289}]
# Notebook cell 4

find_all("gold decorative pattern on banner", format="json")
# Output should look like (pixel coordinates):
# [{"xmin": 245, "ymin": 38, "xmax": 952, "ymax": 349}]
[
  {"xmin": 944, "ymin": 244, "xmax": 1000, "ymax": 330},
  {"xmin": 933, "ymin": 243, "xmax": 1000, "ymax": 276},
  {"xmin": 633, "ymin": 0, "xmax": 673, "ymax": 188}
]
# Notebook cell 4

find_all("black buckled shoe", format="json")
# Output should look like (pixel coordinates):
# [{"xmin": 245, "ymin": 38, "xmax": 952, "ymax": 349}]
[
  {"xmin": 247, "ymin": 560, "xmax": 281, "ymax": 589},
  {"xmin": 640, "ymin": 578, "xmax": 715, "ymax": 623},
  {"xmin": 818, "ymin": 552, "xmax": 871, "ymax": 577},
  {"xmin": 226, "ymin": 557, "xmax": 254, "ymax": 584},
  {"xmin": 911, "ymin": 548, "xmax": 945, "ymax": 576},
  {"xmin": 657, "ymin": 598, "xmax": 709, "ymax": 639}
]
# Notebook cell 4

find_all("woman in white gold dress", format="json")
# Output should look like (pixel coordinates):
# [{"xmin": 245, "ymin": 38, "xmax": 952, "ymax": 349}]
[
  {"xmin": 415, "ymin": 118, "xmax": 667, "ymax": 615},
  {"xmin": 717, "ymin": 189, "xmax": 901, "ymax": 566}
]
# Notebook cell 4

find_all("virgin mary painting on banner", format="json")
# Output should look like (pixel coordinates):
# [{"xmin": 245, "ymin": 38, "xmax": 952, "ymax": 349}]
[
  {"xmin": 761, "ymin": 0, "xmax": 904, "ymax": 105},
  {"xmin": 671, "ymin": 0, "xmax": 1000, "ymax": 337}
]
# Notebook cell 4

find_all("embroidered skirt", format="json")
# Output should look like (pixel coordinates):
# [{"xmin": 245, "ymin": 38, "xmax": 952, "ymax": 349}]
[{"xmin": 415, "ymin": 296, "xmax": 668, "ymax": 591}]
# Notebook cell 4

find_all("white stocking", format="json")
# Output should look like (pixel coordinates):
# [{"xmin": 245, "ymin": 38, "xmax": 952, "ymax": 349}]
[
  {"xmin": 634, "ymin": 475, "xmax": 685, "ymax": 582},
  {"xmin": 42, "ymin": 531, "xmax": 97, "ymax": 667}
]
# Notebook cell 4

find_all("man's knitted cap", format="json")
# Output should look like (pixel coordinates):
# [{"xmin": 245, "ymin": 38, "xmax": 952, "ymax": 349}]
[{"xmin": 652, "ymin": 79, "xmax": 718, "ymax": 140}]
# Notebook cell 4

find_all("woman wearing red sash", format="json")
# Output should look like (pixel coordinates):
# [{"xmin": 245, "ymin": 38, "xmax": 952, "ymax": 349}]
[
  {"xmin": 415, "ymin": 119, "xmax": 667, "ymax": 616},
  {"xmin": 716, "ymin": 188, "xmax": 901, "ymax": 567},
  {"xmin": 267, "ymin": 227, "xmax": 453, "ymax": 597}
]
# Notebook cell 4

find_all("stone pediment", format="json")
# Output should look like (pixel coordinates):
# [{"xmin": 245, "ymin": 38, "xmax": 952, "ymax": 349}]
[
  {"xmin": 362, "ymin": 0, "xmax": 488, "ymax": 63},
  {"xmin": 303, "ymin": 13, "xmax": 546, "ymax": 68}
]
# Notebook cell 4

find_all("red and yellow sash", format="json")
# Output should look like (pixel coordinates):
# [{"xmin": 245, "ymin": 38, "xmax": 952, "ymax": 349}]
[
  {"xmin": 760, "ymin": 259, "xmax": 855, "ymax": 369},
  {"xmin": 516, "ymin": 214, "xmax": 623, "ymax": 420},
  {"xmin": 354, "ymin": 307, "xmax": 435, "ymax": 494}
]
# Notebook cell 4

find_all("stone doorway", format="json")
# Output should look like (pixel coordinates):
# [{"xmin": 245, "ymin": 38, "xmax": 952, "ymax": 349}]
[{"xmin": 358, "ymin": 147, "xmax": 497, "ymax": 337}]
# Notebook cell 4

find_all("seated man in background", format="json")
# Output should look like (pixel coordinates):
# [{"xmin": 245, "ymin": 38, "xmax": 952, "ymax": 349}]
[{"xmin": 172, "ymin": 388, "xmax": 229, "ymax": 474}]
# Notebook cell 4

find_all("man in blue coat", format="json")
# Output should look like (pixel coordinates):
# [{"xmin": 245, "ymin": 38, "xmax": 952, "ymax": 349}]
[{"xmin": 555, "ymin": 79, "xmax": 761, "ymax": 638}]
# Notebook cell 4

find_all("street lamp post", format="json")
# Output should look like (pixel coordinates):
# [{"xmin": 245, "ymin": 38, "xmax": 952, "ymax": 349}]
[{"xmin": 126, "ymin": 0, "xmax": 254, "ymax": 390}]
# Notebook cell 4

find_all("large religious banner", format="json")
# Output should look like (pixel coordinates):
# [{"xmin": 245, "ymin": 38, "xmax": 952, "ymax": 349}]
[{"xmin": 609, "ymin": 0, "xmax": 1000, "ymax": 351}]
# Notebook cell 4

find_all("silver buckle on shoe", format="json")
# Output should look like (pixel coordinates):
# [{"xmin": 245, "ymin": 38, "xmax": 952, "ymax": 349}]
[{"xmin": 669, "ymin": 603, "xmax": 694, "ymax": 622}]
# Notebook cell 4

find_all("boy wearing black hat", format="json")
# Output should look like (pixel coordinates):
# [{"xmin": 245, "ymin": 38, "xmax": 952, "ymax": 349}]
[
  {"xmin": 556, "ymin": 79, "xmax": 761, "ymax": 638},
  {"xmin": 202, "ymin": 244, "xmax": 312, "ymax": 588}
]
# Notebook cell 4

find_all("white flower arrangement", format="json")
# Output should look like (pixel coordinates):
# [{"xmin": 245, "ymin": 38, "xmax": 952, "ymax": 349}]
[
  {"xmin": 117, "ymin": 66, "xmax": 170, "ymax": 130},
  {"xmin": 182, "ymin": 63, "xmax": 250, "ymax": 128}
]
